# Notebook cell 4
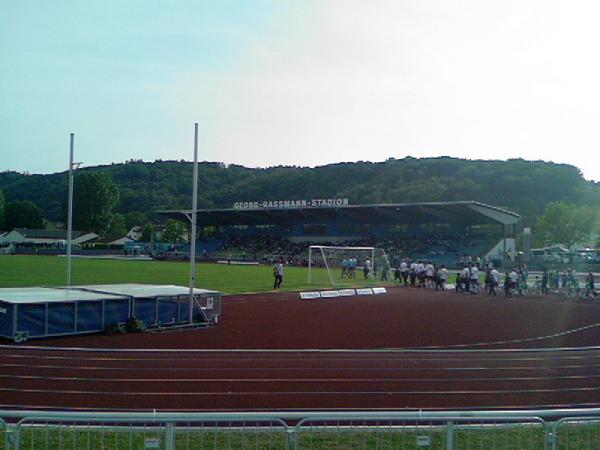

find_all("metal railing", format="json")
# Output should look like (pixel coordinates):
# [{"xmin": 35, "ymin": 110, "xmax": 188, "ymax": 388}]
[
  {"xmin": 0, "ymin": 418, "xmax": 6, "ymax": 450},
  {"xmin": 3, "ymin": 409, "xmax": 600, "ymax": 449},
  {"xmin": 293, "ymin": 415, "xmax": 547, "ymax": 450},
  {"xmin": 552, "ymin": 416, "xmax": 600, "ymax": 450},
  {"xmin": 10, "ymin": 414, "xmax": 288, "ymax": 450}
]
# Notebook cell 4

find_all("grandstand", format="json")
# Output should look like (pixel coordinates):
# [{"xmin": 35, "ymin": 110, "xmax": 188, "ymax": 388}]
[{"xmin": 161, "ymin": 201, "xmax": 521, "ymax": 268}]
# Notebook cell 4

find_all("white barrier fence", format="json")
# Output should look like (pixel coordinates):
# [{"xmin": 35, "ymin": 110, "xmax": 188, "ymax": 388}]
[{"xmin": 2, "ymin": 409, "xmax": 600, "ymax": 449}]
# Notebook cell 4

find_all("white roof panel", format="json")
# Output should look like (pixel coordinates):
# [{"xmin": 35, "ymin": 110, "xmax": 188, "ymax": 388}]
[
  {"xmin": 0, "ymin": 287, "xmax": 127, "ymax": 305},
  {"xmin": 76, "ymin": 284, "xmax": 220, "ymax": 298}
]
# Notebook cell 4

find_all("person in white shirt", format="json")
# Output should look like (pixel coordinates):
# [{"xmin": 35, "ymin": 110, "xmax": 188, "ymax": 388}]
[
  {"xmin": 509, "ymin": 269, "xmax": 519, "ymax": 297},
  {"xmin": 469, "ymin": 265, "xmax": 479, "ymax": 294},
  {"xmin": 416, "ymin": 261, "xmax": 426, "ymax": 288},
  {"xmin": 363, "ymin": 258, "xmax": 371, "ymax": 279},
  {"xmin": 438, "ymin": 265, "xmax": 449, "ymax": 291},
  {"xmin": 410, "ymin": 261, "xmax": 417, "ymax": 287},
  {"xmin": 400, "ymin": 260, "xmax": 408, "ymax": 286},
  {"xmin": 461, "ymin": 266, "xmax": 470, "ymax": 294},
  {"xmin": 490, "ymin": 268, "xmax": 500, "ymax": 296},
  {"xmin": 273, "ymin": 260, "xmax": 284, "ymax": 289},
  {"xmin": 425, "ymin": 262, "xmax": 435, "ymax": 288}
]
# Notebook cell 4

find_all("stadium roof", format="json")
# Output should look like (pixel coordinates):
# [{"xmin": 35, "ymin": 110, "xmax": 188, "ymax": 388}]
[{"xmin": 160, "ymin": 201, "xmax": 520, "ymax": 227}]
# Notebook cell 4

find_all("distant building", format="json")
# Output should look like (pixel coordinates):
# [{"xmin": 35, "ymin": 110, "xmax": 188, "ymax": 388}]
[
  {"xmin": 3, "ymin": 228, "xmax": 98, "ymax": 246},
  {"xmin": 126, "ymin": 226, "xmax": 143, "ymax": 241}
]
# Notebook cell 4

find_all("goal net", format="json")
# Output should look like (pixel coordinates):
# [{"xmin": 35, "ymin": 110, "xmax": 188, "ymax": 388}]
[{"xmin": 308, "ymin": 245, "xmax": 392, "ymax": 286}]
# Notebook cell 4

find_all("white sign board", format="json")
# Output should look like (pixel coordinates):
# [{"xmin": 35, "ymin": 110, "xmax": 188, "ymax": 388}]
[
  {"xmin": 144, "ymin": 438, "xmax": 161, "ymax": 450},
  {"xmin": 372, "ymin": 287, "xmax": 387, "ymax": 294},
  {"xmin": 338, "ymin": 289, "xmax": 356, "ymax": 296},
  {"xmin": 416, "ymin": 435, "xmax": 432, "ymax": 447},
  {"xmin": 356, "ymin": 288, "xmax": 374, "ymax": 295},
  {"xmin": 300, "ymin": 292, "xmax": 321, "ymax": 300},
  {"xmin": 320, "ymin": 290, "xmax": 340, "ymax": 298}
]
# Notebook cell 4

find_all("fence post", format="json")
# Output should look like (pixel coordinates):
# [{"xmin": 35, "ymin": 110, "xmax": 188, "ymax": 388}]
[
  {"xmin": 547, "ymin": 422, "xmax": 557, "ymax": 450},
  {"xmin": 445, "ymin": 421, "xmax": 455, "ymax": 450},
  {"xmin": 286, "ymin": 428, "xmax": 297, "ymax": 450},
  {"xmin": 5, "ymin": 426, "xmax": 16, "ymax": 450},
  {"xmin": 165, "ymin": 422, "xmax": 175, "ymax": 450}
]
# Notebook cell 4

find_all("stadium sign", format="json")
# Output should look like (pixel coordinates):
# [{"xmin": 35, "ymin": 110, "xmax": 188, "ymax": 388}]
[{"xmin": 233, "ymin": 198, "xmax": 349, "ymax": 209}]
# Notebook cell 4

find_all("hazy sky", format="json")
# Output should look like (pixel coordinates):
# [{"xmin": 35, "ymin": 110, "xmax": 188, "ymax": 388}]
[{"xmin": 2, "ymin": 1, "xmax": 600, "ymax": 180}]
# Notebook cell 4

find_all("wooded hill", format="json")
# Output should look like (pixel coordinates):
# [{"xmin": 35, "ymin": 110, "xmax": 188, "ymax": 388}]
[{"xmin": 0, "ymin": 157, "xmax": 598, "ymax": 226}]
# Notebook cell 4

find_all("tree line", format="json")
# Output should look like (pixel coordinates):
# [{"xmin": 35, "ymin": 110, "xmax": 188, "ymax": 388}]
[{"xmin": 0, "ymin": 157, "xmax": 598, "ymax": 246}]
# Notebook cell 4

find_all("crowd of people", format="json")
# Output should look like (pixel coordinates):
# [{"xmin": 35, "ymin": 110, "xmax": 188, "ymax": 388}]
[
  {"xmin": 207, "ymin": 235, "xmax": 600, "ymax": 298},
  {"xmin": 389, "ymin": 260, "xmax": 450, "ymax": 290},
  {"xmin": 385, "ymin": 259, "xmax": 599, "ymax": 300},
  {"xmin": 537, "ymin": 268, "xmax": 597, "ymax": 300}
]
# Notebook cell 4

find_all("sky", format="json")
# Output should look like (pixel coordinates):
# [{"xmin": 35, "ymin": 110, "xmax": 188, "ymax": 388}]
[{"xmin": 2, "ymin": 1, "xmax": 600, "ymax": 180}]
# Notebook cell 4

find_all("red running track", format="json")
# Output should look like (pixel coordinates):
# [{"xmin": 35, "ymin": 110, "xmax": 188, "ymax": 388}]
[{"xmin": 2, "ymin": 287, "xmax": 600, "ymax": 411}]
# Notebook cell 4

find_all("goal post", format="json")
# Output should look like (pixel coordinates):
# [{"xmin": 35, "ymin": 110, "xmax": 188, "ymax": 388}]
[{"xmin": 308, "ymin": 245, "xmax": 392, "ymax": 286}]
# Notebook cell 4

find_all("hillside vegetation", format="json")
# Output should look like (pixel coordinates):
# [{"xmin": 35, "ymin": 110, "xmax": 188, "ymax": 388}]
[{"xmin": 1, "ymin": 157, "xmax": 598, "ymax": 226}]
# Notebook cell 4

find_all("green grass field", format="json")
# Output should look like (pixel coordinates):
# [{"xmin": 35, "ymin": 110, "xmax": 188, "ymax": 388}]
[{"xmin": 0, "ymin": 256, "xmax": 390, "ymax": 294}]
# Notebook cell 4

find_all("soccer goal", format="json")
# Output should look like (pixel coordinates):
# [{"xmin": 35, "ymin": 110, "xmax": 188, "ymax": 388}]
[{"xmin": 308, "ymin": 245, "xmax": 392, "ymax": 285}]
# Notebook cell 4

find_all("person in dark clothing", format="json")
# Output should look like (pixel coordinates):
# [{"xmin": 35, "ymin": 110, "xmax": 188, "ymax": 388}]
[
  {"xmin": 541, "ymin": 269, "xmax": 549, "ymax": 295},
  {"xmin": 455, "ymin": 272, "xmax": 463, "ymax": 293},
  {"xmin": 585, "ymin": 271, "xmax": 596, "ymax": 299},
  {"xmin": 504, "ymin": 272, "xmax": 511, "ymax": 298}
]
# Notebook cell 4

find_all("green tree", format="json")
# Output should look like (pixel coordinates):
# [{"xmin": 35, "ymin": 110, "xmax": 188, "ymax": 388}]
[
  {"xmin": 0, "ymin": 189, "xmax": 5, "ymax": 230},
  {"xmin": 5, "ymin": 200, "xmax": 44, "ymax": 229},
  {"xmin": 535, "ymin": 202, "xmax": 599, "ymax": 247},
  {"xmin": 70, "ymin": 172, "xmax": 119, "ymax": 234},
  {"xmin": 106, "ymin": 213, "xmax": 127, "ymax": 236},
  {"xmin": 161, "ymin": 219, "xmax": 187, "ymax": 243},
  {"xmin": 140, "ymin": 223, "xmax": 156, "ymax": 242},
  {"xmin": 124, "ymin": 212, "xmax": 148, "ymax": 230}
]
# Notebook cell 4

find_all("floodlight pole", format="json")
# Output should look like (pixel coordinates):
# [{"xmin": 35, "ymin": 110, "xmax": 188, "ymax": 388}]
[
  {"xmin": 66, "ymin": 133, "xmax": 75, "ymax": 287},
  {"xmin": 188, "ymin": 123, "xmax": 199, "ymax": 323}
]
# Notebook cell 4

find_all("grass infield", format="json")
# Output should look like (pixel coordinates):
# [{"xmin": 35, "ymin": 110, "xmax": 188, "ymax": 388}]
[{"xmin": 0, "ymin": 255, "xmax": 392, "ymax": 294}]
